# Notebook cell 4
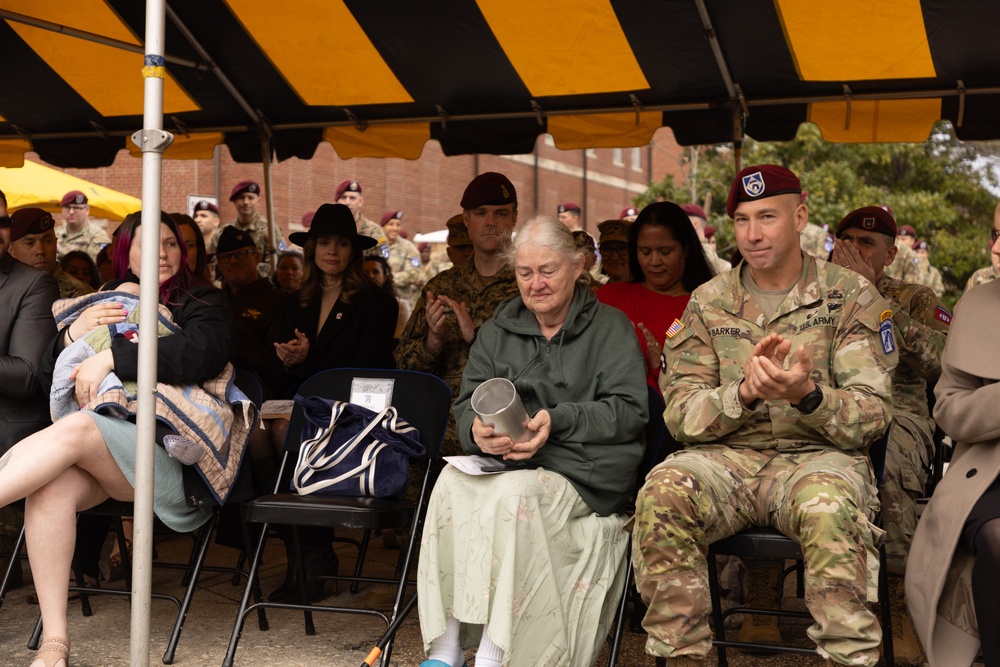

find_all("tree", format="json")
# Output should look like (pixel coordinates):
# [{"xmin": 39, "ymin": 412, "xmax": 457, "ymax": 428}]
[{"xmin": 637, "ymin": 123, "xmax": 999, "ymax": 306}]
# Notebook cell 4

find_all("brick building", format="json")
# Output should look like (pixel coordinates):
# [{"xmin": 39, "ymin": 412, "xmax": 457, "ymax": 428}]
[{"xmin": 35, "ymin": 127, "xmax": 688, "ymax": 238}]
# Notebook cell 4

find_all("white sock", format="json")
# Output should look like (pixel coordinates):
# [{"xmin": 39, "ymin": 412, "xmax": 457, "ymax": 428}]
[
  {"xmin": 426, "ymin": 616, "xmax": 463, "ymax": 666},
  {"xmin": 475, "ymin": 624, "xmax": 505, "ymax": 667}
]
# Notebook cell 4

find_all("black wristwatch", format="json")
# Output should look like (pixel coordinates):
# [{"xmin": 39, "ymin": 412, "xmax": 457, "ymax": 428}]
[{"xmin": 792, "ymin": 385, "xmax": 823, "ymax": 414}]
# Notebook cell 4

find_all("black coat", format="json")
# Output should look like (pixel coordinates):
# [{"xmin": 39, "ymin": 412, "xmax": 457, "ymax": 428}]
[
  {"xmin": 267, "ymin": 282, "xmax": 398, "ymax": 397},
  {"xmin": 0, "ymin": 252, "xmax": 59, "ymax": 453}
]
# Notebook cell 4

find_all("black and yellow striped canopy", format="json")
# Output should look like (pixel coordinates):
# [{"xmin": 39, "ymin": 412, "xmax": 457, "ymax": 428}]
[{"xmin": 1, "ymin": 0, "xmax": 997, "ymax": 168}]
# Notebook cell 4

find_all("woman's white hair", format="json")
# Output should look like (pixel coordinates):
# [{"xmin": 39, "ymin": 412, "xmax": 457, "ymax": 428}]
[{"xmin": 503, "ymin": 215, "xmax": 585, "ymax": 268}]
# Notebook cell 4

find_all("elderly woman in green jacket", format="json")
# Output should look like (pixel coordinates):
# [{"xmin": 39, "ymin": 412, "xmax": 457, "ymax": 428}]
[{"xmin": 416, "ymin": 215, "xmax": 649, "ymax": 667}]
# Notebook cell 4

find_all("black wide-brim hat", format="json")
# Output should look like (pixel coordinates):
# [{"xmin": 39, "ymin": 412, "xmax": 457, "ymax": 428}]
[{"xmin": 289, "ymin": 203, "xmax": 378, "ymax": 250}]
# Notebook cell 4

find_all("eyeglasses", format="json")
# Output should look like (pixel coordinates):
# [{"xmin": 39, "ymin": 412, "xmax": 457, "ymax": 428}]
[
  {"xmin": 992, "ymin": 228, "xmax": 1000, "ymax": 244},
  {"xmin": 62, "ymin": 205, "xmax": 87, "ymax": 212},
  {"xmin": 217, "ymin": 249, "xmax": 253, "ymax": 263},
  {"xmin": 599, "ymin": 244, "xmax": 628, "ymax": 257}
]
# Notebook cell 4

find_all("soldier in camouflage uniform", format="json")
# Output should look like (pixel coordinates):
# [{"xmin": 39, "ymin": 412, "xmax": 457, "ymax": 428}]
[
  {"xmin": 913, "ymin": 240, "xmax": 945, "ymax": 298},
  {"xmin": 54, "ymin": 190, "xmax": 112, "ymax": 261},
  {"xmin": 208, "ymin": 180, "xmax": 287, "ymax": 278},
  {"xmin": 632, "ymin": 165, "xmax": 897, "ymax": 667},
  {"xmin": 378, "ymin": 210, "xmax": 423, "ymax": 306},
  {"xmin": 335, "ymin": 179, "xmax": 386, "ymax": 258},
  {"xmin": 395, "ymin": 173, "xmax": 520, "ymax": 457},
  {"xmin": 9, "ymin": 208, "xmax": 94, "ymax": 298},
  {"xmin": 885, "ymin": 222, "xmax": 922, "ymax": 284},
  {"xmin": 830, "ymin": 206, "xmax": 949, "ymax": 664}
]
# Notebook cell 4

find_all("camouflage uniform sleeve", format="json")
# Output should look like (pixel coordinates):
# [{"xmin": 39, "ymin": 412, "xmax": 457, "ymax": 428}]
[
  {"xmin": 929, "ymin": 268, "xmax": 944, "ymax": 299},
  {"xmin": 660, "ymin": 295, "xmax": 760, "ymax": 443},
  {"xmin": 392, "ymin": 241, "xmax": 423, "ymax": 292},
  {"xmin": 887, "ymin": 284, "xmax": 948, "ymax": 381},
  {"xmin": 799, "ymin": 284, "xmax": 897, "ymax": 451}
]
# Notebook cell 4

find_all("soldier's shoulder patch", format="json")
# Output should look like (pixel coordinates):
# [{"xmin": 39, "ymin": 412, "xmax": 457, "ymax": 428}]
[
  {"xmin": 935, "ymin": 306, "xmax": 952, "ymax": 325},
  {"xmin": 879, "ymin": 318, "xmax": 896, "ymax": 354},
  {"xmin": 665, "ymin": 319, "xmax": 685, "ymax": 339},
  {"xmin": 880, "ymin": 309, "xmax": 893, "ymax": 322},
  {"xmin": 410, "ymin": 256, "xmax": 421, "ymax": 268}
]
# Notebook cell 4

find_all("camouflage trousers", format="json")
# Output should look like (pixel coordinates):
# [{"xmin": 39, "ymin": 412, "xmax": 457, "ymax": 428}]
[
  {"xmin": 880, "ymin": 412, "xmax": 934, "ymax": 576},
  {"xmin": 631, "ymin": 446, "xmax": 885, "ymax": 666}
]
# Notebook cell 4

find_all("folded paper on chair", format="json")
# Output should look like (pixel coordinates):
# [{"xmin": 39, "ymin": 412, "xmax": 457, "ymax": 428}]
[{"xmin": 292, "ymin": 395, "xmax": 426, "ymax": 498}]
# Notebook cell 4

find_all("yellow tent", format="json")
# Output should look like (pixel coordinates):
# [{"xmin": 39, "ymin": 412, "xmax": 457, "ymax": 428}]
[{"xmin": 0, "ymin": 160, "xmax": 141, "ymax": 221}]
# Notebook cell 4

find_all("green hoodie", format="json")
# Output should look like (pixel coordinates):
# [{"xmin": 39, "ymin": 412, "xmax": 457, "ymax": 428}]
[{"xmin": 455, "ymin": 283, "xmax": 648, "ymax": 515}]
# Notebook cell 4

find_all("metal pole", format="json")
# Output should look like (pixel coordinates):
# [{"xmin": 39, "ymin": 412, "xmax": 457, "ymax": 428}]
[
  {"xmin": 130, "ymin": 1, "xmax": 174, "ymax": 665},
  {"xmin": 261, "ymin": 134, "xmax": 278, "ymax": 271}
]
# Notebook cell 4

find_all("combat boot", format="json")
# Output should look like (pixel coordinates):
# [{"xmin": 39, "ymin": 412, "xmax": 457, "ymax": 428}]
[
  {"xmin": 879, "ymin": 576, "xmax": 924, "ymax": 665},
  {"xmin": 736, "ymin": 561, "xmax": 783, "ymax": 650}
]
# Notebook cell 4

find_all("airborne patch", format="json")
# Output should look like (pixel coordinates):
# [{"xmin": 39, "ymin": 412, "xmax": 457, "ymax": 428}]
[{"xmin": 935, "ymin": 306, "xmax": 952, "ymax": 325}]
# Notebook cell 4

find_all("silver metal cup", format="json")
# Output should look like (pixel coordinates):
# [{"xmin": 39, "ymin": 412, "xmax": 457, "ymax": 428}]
[{"xmin": 471, "ymin": 378, "xmax": 531, "ymax": 442}]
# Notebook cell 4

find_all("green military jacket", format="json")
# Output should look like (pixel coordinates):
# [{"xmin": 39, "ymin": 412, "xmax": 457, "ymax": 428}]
[
  {"xmin": 662, "ymin": 254, "xmax": 897, "ymax": 453},
  {"xmin": 55, "ymin": 221, "xmax": 111, "ymax": 261},
  {"xmin": 383, "ymin": 236, "xmax": 423, "ymax": 305},
  {"xmin": 964, "ymin": 265, "xmax": 998, "ymax": 294}
]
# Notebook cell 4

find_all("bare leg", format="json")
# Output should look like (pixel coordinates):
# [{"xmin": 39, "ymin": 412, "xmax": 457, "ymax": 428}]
[{"xmin": 0, "ymin": 412, "xmax": 133, "ymax": 508}]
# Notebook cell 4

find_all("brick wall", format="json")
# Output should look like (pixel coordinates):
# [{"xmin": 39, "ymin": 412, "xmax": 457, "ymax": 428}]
[{"xmin": 40, "ymin": 127, "xmax": 688, "ymax": 238}]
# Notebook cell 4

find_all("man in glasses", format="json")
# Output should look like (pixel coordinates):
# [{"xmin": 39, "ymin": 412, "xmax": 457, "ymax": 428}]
[
  {"xmin": 597, "ymin": 218, "xmax": 631, "ymax": 284},
  {"xmin": 54, "ymin": 190, "xmax": 111, "ymax": 261},
  {"xmin": 963, "ymin": 202, "xmax": 1000, "ymax": 294},
  {"xmin": 215, "ymin": 226, "xmax": 284, "ymax": 386}
]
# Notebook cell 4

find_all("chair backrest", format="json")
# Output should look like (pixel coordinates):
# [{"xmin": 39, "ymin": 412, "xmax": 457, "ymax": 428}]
[
  {"xmin": 233, "ymin": 367, "xmax": 264, "ymax": 408},
  {"xmin": 282, "ymin": 368, "xmax": 452, "ymax": 461}
]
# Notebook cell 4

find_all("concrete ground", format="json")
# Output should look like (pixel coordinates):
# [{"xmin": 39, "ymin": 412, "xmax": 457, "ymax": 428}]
[{"xmin": 0, "ymin": 529, "xmax": 934, "ymax": 667}]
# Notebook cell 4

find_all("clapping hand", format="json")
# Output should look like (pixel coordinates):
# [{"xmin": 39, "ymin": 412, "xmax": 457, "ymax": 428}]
[{"xmin": 274, "ymin": 328, "xmax": 310, "ymax": 367}]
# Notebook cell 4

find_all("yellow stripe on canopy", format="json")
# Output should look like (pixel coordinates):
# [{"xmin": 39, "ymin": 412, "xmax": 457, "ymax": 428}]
[
  {"xmin": 808, "ymin": 99, "xmax": 942, "ymax": 143},
  {"xmin": 0, "ymin": 140, "xmax": 31, "ymax": 168},
  {"xmin": 479, "ymin": 0, "xmax": 648, "ymax": 96},
  {"xmin": 126, "ymin": 133, "xmax": 224, "ymax": 160},
  {"xmin": 776, "ymin": 0, "xmax": 936, "ymax": 81},
  {"xmin": 549, "ymin": 112, "xmax": 661, "ymax": 149},
  {"xmin": 324, "ymin": 124, "xmax": 428, "ymax": 160},
  {"xmin": 227, "ymin": 0, "xmax": 412, "ymax": 106},
  {"xmin": 3, "ymin": 0, "xmax": 198, "ymax": 116}
]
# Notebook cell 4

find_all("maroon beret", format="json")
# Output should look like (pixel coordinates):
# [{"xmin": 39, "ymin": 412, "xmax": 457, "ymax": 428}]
[
  {"xmin": 681, "ymin": 203, "xmax": 707, "ymax": 220},
  {"xmin": 704, "ymin": 225, "xmax": 717, "ymax": 239},
  {"xmin": 619, "ymin": 206, "xmax": 638, "ymax": 219},
  {"xmin": 417, "ymin": 242, "xmax": 429, "ymax": 252},
  {"xmin": 193, "ymin": 200, "xmax": 220, "ymax": 215},
  {"xmin": 461, "ymin": 172, "xmax": 516, "ymax": 209},
  {"xmin": 10, "ymin": 207, "xmax": 56, "ymax": 242},
  {"xmin": 915, "ymin": 240, "xmax": 930, "ymax": 251},
  {"xmin": 301, "ymin": 210, "xmax": 315, "ymax": 229},
  {"xmin": 61, "ymin": 190, "xmax": 88, "ymax": 207},
  {"xmin": 726, "ymin": 164, "xmax": 802, "ymax": 217},
  {"xmin": 229, "ymin": 180, "xmax": 260, "ymax": 201},
  {"xmin": 836, "ymin": 206, "xmax": 897, "ymax": 239},
  {"xmin": 557, "ymin": 202, "xmax": 581, "ymax": 215},
  {"xmin": 335, "ymin": 179, "xmax": 362, "ymax": 200},
  {"xmin": 897, "ymin": 224, "xmax": 917, "ymax": 237},
  {"xmin": 380, "ymin": 210, "xmax": 403, "ymax": 226}
]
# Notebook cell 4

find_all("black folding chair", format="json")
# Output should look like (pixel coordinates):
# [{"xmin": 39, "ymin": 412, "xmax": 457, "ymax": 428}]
[
  {"xmin": 23, "ymin": 368, "xmax": 262, "ymax": 664},
  {"xmin": 706, "ymin": 430, "xmax": 894, "ymax": 667},
  {"xmin": 223, "ymin": 368, "xmax": 451, "ymax": 667},
  {"xmin": 606, "ymin": 384, "xmax": 683, "ymax": 666}
]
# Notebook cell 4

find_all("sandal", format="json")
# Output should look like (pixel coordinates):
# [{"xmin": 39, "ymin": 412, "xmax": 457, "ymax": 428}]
[{"xmin": 30, "ymin": 637, "xmax": 69, "ymax": 667}]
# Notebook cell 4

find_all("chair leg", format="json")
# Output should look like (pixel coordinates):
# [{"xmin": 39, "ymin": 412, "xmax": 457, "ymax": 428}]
[
  {"xmin": 350, "ymin": 529, "xmax": 372, "ymax": 594},
  {"xmin": 0, "ymin": 524, "xmax": 26, "ymax": 610},
  {"xmin": 223, "ymin": 521, "xmax": 272, "ymax": 667},
  {"xmin": 28, "ymin": 613, "xmax": 42, "ymax": 649},
  {"xmin": 606, "ymin": 559, "xmax": 633, "ymax": 667},
  {"xmin": 878, "ymin": 545, "xmax": 894, "ymax": 666},
  {"xmin": 162, "ymin": 515, "xmax": 217, "ymax": 664},
  {"xmin": 289, "ymin": 527, "xmax": 316, "ymax": 636},
  {"xmin": 707, "ymin": 554, "xmax": 729, "ymax": 667}
]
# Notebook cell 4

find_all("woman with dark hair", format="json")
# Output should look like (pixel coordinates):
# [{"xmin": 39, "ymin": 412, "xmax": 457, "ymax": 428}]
[
  {"xmin": 363, "ymin": 254, "xmax": 413, "ymax": 340},
  {"xmin": 273, "ymin": 250, "xmax": 304, "ymax": 293},
  {"xmin": 169, "ymin": 213, "xmax": 211, "ymax": 283},
  {"xmin": 597, "ymin": 201, "xmax": 715, "ymax": 386},
  {"xmin": 60, "ymin": 250, "xmax": 101, "ymax": 289},
  {"xmin": 0, "ymin": 210, "xmax": 247, "ymax": 667},
  {"xmin": 263, "ymin": 203, "xmax": 398, "ymax": 603}
]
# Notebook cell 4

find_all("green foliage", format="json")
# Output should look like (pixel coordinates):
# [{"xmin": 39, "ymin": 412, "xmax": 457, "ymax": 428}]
[{"xmin": 638, "ymin": 123, "xmax": 999, "ymax": 305}]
